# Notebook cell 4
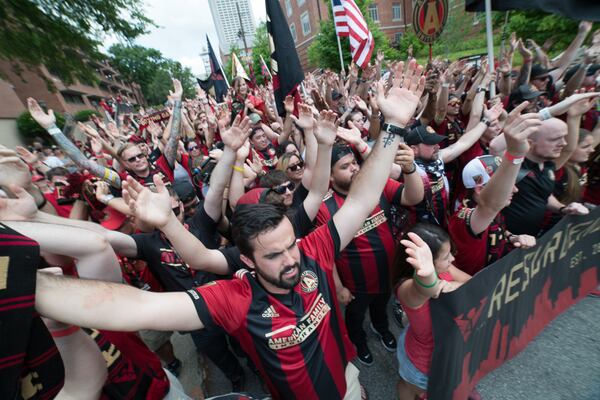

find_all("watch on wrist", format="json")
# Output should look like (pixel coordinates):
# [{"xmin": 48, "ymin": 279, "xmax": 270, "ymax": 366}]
[
  {"xmin": 481, "ymin": 117, "xmax": 491, "ymax": 127},
  {"xmin": 381, "ymin": 122, "xmax": 408, "ymax": 138}
]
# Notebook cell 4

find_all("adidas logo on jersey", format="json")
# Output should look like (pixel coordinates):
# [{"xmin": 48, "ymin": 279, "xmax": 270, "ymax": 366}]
[{"xmin": 261, "ymin": 305, "xmax": 280, "ymax": 318}]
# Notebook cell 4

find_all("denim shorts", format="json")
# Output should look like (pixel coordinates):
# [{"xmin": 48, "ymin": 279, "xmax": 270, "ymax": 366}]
[{"xmin": 396, "ymin": 326, "xmax": 429, "ymax": 390}]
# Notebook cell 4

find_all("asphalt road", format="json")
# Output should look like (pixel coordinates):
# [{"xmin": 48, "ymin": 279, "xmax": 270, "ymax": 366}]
[{"xmin": 171, "ymin": 296, "xmax": 600, "ymax": 399}]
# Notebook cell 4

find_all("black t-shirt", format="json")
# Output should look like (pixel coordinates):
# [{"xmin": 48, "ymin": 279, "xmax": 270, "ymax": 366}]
[
  {"xmin": 290, "ymin": 183, "xmax": 309, "ymax": 211},
  {"xmin": 502, "ymin": 158, "xmax": 556, "ymax": 236},
  {"xmin": 220, "ymin": 204, "xmax": 314, "ymax": 273},
  {"xmin": 132, "ymin": 205, "xmax": 222, "ymax": 291}
]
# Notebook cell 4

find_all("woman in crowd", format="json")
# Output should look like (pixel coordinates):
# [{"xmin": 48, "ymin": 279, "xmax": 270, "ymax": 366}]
[{"xmin": 393, "ymin": 223, "xmax": 471, "ymax": 399}]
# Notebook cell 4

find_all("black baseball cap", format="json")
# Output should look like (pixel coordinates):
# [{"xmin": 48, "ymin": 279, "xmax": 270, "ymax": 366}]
[
  {"xmin": 514, "ymin": 84, "xmax": 546, "ymax": 100},
  {"xmin": 406, "ymin": 125, "xmax": 447, "ymax": 146},
  {"xmin": 530, "ymin": 64, "xmax": 557, "ymax": 80}
]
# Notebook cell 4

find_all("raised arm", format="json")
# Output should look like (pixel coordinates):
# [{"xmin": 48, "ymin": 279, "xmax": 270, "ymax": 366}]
[
  {"xmin": 27, "ymin": 98, "xmax": 122, "ymax": 188},
  {"xmin": 555, "ymin": 94, "xmax": 599, "ymax": 169},
  {"xmin": 469, "ymin": 102, "xmax": 542, "ymax": 235},
  {"xmin": 164, "ymin": 79, "xmax": 183, "ymax": 167},
  {"xmin": 302, "ymin": 110, "xmax": 336, "ymax": 220},
  {"xmin": 204, "ymin": 115, "xmax": 252, "ymax": 221},
  {"xmin": 122, "ymin": 174, "xmax": 230, "ymax": 275},
  {"xmin": 550, "ymin": 21, "xmax": 593, "ymax": 81},
  {"xmin": 291, "ymin": 104, "xmax": 317, "ymax": 188},
  {"xmin": 333, "ymin": 60, "xmax": 425, "ymax": 250}
]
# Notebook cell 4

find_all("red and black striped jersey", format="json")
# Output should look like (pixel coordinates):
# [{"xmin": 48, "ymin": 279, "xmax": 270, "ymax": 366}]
[
  {"xmin": 413, "ymin": 158, "xmax": 449, "ymax": 228},
  {"xmin": 186, "ymin": 221, "xmax": 356, "ymax": 400},
  {"xmin": 118, "ymin": 150, "xmax": 175, "ymax": 188},
  {"xmin": 0, "ymin": 223, "xmax": 65, "ymax": 399},
  {"xmin": 315, "ymin": 179, "xmax": 404, "ymax": 294}
]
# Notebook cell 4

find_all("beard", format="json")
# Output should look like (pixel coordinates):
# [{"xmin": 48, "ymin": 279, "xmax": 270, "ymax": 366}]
[{"xmin": 256, "ymin": 262, "xmax": 301, "ymax": 290}]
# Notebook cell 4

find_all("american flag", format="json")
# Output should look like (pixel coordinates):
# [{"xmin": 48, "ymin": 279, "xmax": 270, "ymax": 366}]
[{"xmin": 331, "ymin": 0, "xmax": 374, "ymax": 68}]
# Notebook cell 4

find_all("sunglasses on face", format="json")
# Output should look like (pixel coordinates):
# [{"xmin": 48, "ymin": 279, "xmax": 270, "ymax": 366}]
[
  {"xmin": 126, "ymin": 153, "xmax": 145, "ymax": 163},
  {"xmin": 271, "ymin": 181, "xmax": 295, "ymax": 195},
  {"xmin": 448, "ymin": 101, "xmax": 461, "ymax": 106},
  {"xmin": 287, "ymin": 160, "xmax": 305, "ymax": 172}
]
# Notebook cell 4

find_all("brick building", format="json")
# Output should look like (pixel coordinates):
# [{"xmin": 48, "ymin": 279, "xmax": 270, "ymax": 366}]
[
  {"xmin": 280, "ymin": 0, "xmax": 414, "ymax": 70},
  {"xmin": 0, "ymin": 58, "xmax": 144, "ymax": 146}
]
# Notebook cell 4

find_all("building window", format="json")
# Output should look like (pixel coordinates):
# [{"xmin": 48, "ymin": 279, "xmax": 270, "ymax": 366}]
[
  {"xmin": 290, "ymin": 23, "xmax": 297, "ymax": 43},
  {"xmin": 301, "ymin": 12, "xmax": 311, "ymax": 36},
  {"xmin": 62, "ymin": 92, "xmax": 85, "ymax": 104},
  {"xmin": 368, "ymin": 4, "xmax": 379, "ymax": 22},
  {"xmin": 285, "ymin": 0, "xmax": 293, "ymax": 17},
  {"xmin": 297, "ymin": 0, "xmax": 305, "ymax": 6},
  {"xmin": 392, "ymin": 3, "xmax": 402, "ymax": 21},
  {"xmin": 394, "ymin": 32, "xmax": 404, "ymax": 44}
]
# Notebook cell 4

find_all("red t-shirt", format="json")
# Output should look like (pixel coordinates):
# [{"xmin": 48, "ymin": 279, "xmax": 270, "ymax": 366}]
[
  {"xmin": 44, "ymin": 191, "xmax": 73, "ymax": 218},
  {"xmin": 399, "ymin": 271, "xmax": 453, "ymax": 375},
  {"xmin": 185, "ymin": 221, "xmax": 355, "ymax": 400}
]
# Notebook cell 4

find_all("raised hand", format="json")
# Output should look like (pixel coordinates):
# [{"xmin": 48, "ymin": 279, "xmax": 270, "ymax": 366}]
[
  {"xmin": 15, "ymin": 146, "xmax": 39, "ymax": 165},
  {"xmin": 0, "ymin": 146, "xmax": 33, "ymax": 189},
  {"xmin": 122, "ymin": 175, "xmax": 172, "ymax": 229},
  {"xmin": 0, "ymin": 184, "xmax": 38, "ymax": 221},
  {"xmin": 376, "ymin": 49, "xmax": 385, "ymax": 64},
  {"xmin": 27, "ymin": 98, "xmax": 56, "ymax": 129},
  {"xmin": 169, "ymin": 79, "xmax": 183, "ymax": 102},
  {"xmin": 376, "ymin": 59, "xmax": 426, "ymax": 127},
  {"xmin": 400, "ymin": 232, "xmax": 435, "ymax": 278},
  {"xmin": 314, "ymin": 110, "xmax": 338, "ymax": 146},
  {"xmin": 517, "ymin": 39, "xmax": 532, "ymax": 59},
  {"xmin": 484, "ymin": 102, "xmax": 504, "ymax": 122},
  {"xmin": 551, "ymin": 91, "xmax": 599, "ymax": 117},
  {"xmin": 221, "ymin": 115, "xmax": 252, "ymax": 151},
  {"xmin": 290, "ymin": 103, "xmax": 315, "ymax": 130},
  {"xmin": 567, "ymin": 92, "xmax": 599, "ymax": 117},
  {"xmin": 284, "ymin": 95, "xmax": 295, "ymax": 115},
  {"xmin": 236, "ymin": 139, "xmax": 251, "ymax": 161},
  {"xmin": 503, "ymin": 101, "xmax": 542, "ymax": 156},
  {"xmin": 561, "ymin": 202, "xmax": 589, "ymax": 216},
  {"xmin": 336, "ymin": 122, "xmax": 363, "ymax": 146}
]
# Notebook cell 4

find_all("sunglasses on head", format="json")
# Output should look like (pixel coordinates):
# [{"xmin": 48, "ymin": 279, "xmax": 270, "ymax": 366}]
[
  {"xmin": 271, "ymin": 181, "xmax": 295, "ymax": 195},
  {"xmin": 126, "ymin": 153, "xmax": 145, "ymax": 163},
  {"xmin": 287, "ymin": 160, "xmax": 305, "ymax": 172}
]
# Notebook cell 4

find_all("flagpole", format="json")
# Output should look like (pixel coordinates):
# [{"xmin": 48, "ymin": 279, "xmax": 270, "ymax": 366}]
[
  {"xmin": 336, "ymin": 35, "xmax": 345, "ymax": 73},
  {"xmin": 484, "ymin": 0, "xmax": 495, "ymax": 97}
]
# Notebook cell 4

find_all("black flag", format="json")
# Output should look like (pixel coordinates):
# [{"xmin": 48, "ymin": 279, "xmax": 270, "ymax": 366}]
[
  {"xmin": 266, "ymin": 0, "xmax": 305, "ymax": 116},
  {"xmin": 465, "ymin": 0, "xmax": 600, "ymax": 21},
  {"xmin": 199, "ymin": 35, "xmax": 228, "ymax": 103}
]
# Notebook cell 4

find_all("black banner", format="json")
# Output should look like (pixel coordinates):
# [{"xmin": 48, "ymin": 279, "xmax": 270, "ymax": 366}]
[
  {"xmin": 429, "ymin": 208, "xmax": 600, "ymax": 400},
  {"xmin": 465, "ymin": 0, "xmax": 600, "ymax": 21}
]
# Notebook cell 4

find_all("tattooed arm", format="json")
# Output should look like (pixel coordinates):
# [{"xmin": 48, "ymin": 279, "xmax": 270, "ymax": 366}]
[
  {"xmin": 27, "ymin": 98, "xmax": 122, "ymax": 188},
  {"xmin": 164, "ymin": 79, "xmax": 184, "ymax": 168}
]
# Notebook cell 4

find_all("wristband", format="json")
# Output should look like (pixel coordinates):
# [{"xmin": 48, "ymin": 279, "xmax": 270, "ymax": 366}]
[
  {"xmin": 559, "ymin": 205, "xmax": 567, "ymax": 214},
  {"xmin": 50, "ymin": 325, "xmax": 80, "ymax": 338},
  {"xmin": 539, "ymin": 107, "xmax": 552, "ymax": 121},
  {"xmin": 359, "ymin": 144, "xmax": 369, "ymax": 155},
  {"xmin": 381, "ymin": 122, "xmax": 409, "ymax": 139},
  {"xmin": 442, "ymin": 83, "xmax": 450, "ymax": 88},
  {"xmin": 403, "ymin": 163, "xmax": 417, "ymax": 175},
  {"xmin": 481, "ymin": 117, "xmax": 491, "ymax": 127},
  {"xmin": 504, "ymin": 151, "xmax": 525, "ymax": 165},
  {"xmin": 232, "ymin": 165, "xmax": 244, "ymax": 173},
  {"xmin": 100, "ymin": 194, "xmax": 115, "ymax": 205},
  {"xmin": 36, "ymin": 195, "xmax": 48, "ymax": 209},
  {"xmin": 48, "ymin": 127, "xmax": 62, "ymax": 136},
  {"xmin": 476, "ymin": 86, "xmax": 487, "ymax": 93},
  {"xmin": 413, "ymin": 271, "xmax": 438, "ymax": 288}
]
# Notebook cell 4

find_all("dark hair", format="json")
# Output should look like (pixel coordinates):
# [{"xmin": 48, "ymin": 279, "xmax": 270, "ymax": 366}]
[
  {"xmin": 231, "ymin": 204, "xmax": 288, "ymax": 259},
  {"xmin": 344, "ymin": 110, "xmax": 364, "ymax": 128},
  {"xmin": 391, "ymin": 223, "xmax": 451, "ymax": 288},
  {"xmin": 276, "ymin": 140, "xmax": 299, "ymax": 157},
  {"xmin": 259, "ymin": 170, "xmax": 287, "ymax": 188},
  {"xmin": 249, "ymin": 126, "xmax": 264, "ymax": 139},
  {"xmin": 46, "ymin": 167, "xmax": 70, "ymax": 181}
]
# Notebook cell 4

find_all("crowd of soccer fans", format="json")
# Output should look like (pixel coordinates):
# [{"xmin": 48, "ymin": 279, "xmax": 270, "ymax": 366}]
[{"xmin": 1, "ymin": 20, "xmax": 599, "ymax": 400}]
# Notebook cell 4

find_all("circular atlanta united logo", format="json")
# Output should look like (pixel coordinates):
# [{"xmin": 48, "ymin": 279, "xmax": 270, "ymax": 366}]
[{"xmin": 300, "ymin": 270, "xmax": 319, "ymax": 293}]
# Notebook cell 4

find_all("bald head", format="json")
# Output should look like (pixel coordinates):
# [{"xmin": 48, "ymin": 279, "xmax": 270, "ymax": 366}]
[{"xmin": 528, "ymin": 117, "xmax": 568, "ymax": 161}]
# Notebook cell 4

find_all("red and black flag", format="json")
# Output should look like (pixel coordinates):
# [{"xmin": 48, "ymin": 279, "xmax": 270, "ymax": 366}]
[
  {"xmin": 465, "ymin": 0, "xmax": 600, "ymax": 21},
  {"xmin": 266, "ymin": 0, "xmax": 305, "ymax": 116},
  {"xmin": 197, "ymin": 35, "xmax": 228, "ymax": 102}
]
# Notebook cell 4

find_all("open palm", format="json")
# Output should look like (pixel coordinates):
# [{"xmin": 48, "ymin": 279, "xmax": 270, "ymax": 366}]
[{"xmin": 122, "ymin": 175, "xmax": 172, "ymax": 229}]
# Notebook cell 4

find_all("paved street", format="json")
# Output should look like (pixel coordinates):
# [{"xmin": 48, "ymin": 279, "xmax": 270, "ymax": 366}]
[{"xmin": 171, "ymin": 296, "xmax": 599, "ymax": 399}]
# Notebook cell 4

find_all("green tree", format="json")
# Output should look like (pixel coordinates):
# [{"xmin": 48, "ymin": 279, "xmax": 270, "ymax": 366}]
[
  {"xmin": 17, "ymin": 111, "xmax": 65, "ymax": 142},
  {"xmin": 0, "ymin": 0, "xmax": 153, "ymax": 84},
  {"xmin": 251, "ymin": 22, "xmax": 271, "ymax": 86},
  {"xmin": 308, "ymin": 0, "xmax": 400, "ymax": 71},
  {"xmin": 108, "ymin": 44, "xmax": 196, "ymax": 105}
]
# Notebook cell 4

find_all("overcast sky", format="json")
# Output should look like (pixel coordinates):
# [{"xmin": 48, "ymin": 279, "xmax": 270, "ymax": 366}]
[{"xmin": 103, "ymin": 0, "xmax": 267, "ymax": 77}]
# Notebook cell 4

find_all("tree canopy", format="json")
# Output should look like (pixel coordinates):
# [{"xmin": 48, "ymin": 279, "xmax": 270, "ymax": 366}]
[
  {"xmin": 108, "ymin": 44, "xmax": 196, "ymax": 105},
  {"xmin": 307, "ymin": 0, "xmax": 400, "ymax": 71},
  {"xmin": 0, "ymin": 0, "xmax": 153, "ymax": 84}
]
